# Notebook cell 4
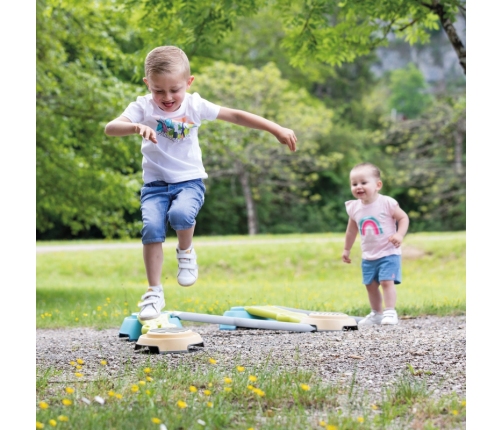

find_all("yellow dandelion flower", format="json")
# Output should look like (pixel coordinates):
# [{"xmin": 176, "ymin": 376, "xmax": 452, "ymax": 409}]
[
  {"xmin": 139, "ymin": 380, "xmax": 146, "ymax": 386},
  {"xmin": 452, "ymin": 410, "xmax": 458, "ymax": 416},
  {"xmin": 319, "ymin": 421, "xmax": 326, "ymax": 427},
  {"xmin": 247, "ymin": 385, "xmax": 254, "ymax": 390},
  {"xmin": 36, "ymin": 422, "xmax": 44, "ymax": 429},
  {"xmin": 124, "ymin": 302, "xmax": 128, "ymax": 306},
  {"xmin": 248, "ymin": 375, "xmax": 257, "ymax": 382},
  {"xmin": 144, "ymin": 367, "xmax": 151, "ymax": 374},
  {"xmin": 69, "ymin": 361, "xmax": 76, "ymax": 366},
  {"xmin": 189, "ymin": 386, "xmax": 197, "ymax": 393},
  {"xmin": 146, "ymin": 376, "xmax": 153, "ymax": 382},
  {"xmin": 224, "ymin": 377, "xmax": 232, "ymax": 384},
  {"xmin": 177, "ymin": 400, "xmax": 187, "ymax": 409},
  {"xmin": 208, "ymin": 383, "xmax": 213, "ymax": 387},
  {"xmin": 357, "ymin": 417, "xmax": 364, "ymax": 423},
  {"xmin": 97, "ymin": 306, "xmax": 102, "ymax": 311},
  {"xmin": 300, "ymin": 384, "xmax": 310, "ymax": 391},
  {"xmin": 236, "ymin": 366, "xmax": 245, "ymax": 372},
  {"xmin": 83, "ymin": 313, "xmax": 88, "ymax": 317},
  {"xmin": 39, "ymin": 401, "xmax": 49, "ymax": 410},
  {"xmin": 57, "ymin": 416, "xmax": 69, "ymax": 422},
  {"xmin": 371, "ymin": 404, "xmax": 378, "ymax": 410},
  {"xmin": 115, "ymin": 394, "xmax": 123, "ymax": 399},
  {"xmin": 75, "ymin": 318, "xmax": 79, "ymax": 321},
  {"xmin": 76, "ymin": 359, "xmax": 84, "ymax": 365},
  {"xmin": 100, "ymin": 360, "xmax": 107, "ymax": 366},
  {"xmin": 224, "ymin": 387, "xmax": 232, "ymax": 392},
  {"xmin": 62, "ymin": 399, "xmax": 72, "ymax": 406},
  {"xmin": 146, "ymin": 390, "xmax": 151, "ymax": 395},
  {"xmin": 49, "ymin": 419, "xmax": 57, "ymax": 427},
  {"xmin": 107, "ymin": 391, "xmax": 115, "ymax": 397},
  {"xmin": 327, "ymin": 425, "xmax": 338, "ymax": 430},
  {"xmin": 209, "ymin": 358, "xmax": 217, "ymax": 364},
  {"xmin": 131, "ymin": 385, "xmax": 139, "ymax": 393},
  {"xmin": 65, "ymin": 387, "xmax": 74, "ymax": 394},
  {"xmin": 461, "ymin": 400, "xmax": 466, "ymax": 407},
  {"xmin": 204, "ymin": 390, "xmax": 211, "ymax": 396},
  {"xmin": 206, "ymin": 402, "xmax": 213, "ymax": 408},
  {"xmin": 75, "ymin": 373, "xmax": 83, "ymax": 378},
  {"xmin": 106, "ymin": 297, "xmax": 111, "ymax": 302},
  {"xmin": 151, "ymin": 418, "xmax": 161, "ymax": 424}
]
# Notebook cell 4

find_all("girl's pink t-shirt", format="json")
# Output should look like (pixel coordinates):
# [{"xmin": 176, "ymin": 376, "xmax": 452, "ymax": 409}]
[{"xmin": 345, "ymin": 194, "xmax": 401, "ymax": 261}]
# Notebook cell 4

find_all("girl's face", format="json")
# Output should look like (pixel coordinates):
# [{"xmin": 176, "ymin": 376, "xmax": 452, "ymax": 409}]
[
  {"xmin": 143, "ymin": 72, "xmax": 194, "ymax": 112},
  {"xmin": 350, "ymin": 167, "xmax": 382, "ymax": 204}
]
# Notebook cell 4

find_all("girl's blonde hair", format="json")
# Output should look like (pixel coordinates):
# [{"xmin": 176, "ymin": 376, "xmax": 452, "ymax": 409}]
[
  {"xmin": 144, "ymin": 46, "xmax": 191, "ymax": 78},
  {"xmin": 351, "ymin": 162, "xmax": 381, "ymax": 179}
]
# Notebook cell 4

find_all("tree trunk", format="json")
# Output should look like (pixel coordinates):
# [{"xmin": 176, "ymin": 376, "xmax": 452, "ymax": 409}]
[
  {"xmin": 428, "ymin": 1, "xmax": 466, "ymax": 74},
  {"xmin": 236, "ymin": 163, "xmax": 258, "ymax": 235}
]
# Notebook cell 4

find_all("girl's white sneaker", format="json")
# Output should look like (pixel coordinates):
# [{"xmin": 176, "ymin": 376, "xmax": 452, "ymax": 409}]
[
  {"xmin": 381, "ymin": 309, "xmax": 399, "ymax": 325},
  {"xmin": 358, "ymin": 311, "xmax": 383, "ymax": 326}
]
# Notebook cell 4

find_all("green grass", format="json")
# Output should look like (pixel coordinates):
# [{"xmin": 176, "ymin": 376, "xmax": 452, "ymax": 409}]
[
  {"xmin": 36, "ymin": 232, "xmax": 466, "ymax": 328},
  {"xmin": 36, "ymin": 359, "xmax": 466, "ymax": 430}
]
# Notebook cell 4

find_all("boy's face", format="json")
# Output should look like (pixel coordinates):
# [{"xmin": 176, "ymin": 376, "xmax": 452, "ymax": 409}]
[
  {"xmin": 349, "ymin": 167, "xmax": 382, "ymax": 204},
  {"xmin": 143, "ymin": 72, "xmax": 194, "ymax": 113}
]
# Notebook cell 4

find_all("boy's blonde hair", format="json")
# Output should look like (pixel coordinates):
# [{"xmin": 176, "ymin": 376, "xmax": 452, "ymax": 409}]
[
  {"xmin": 144, "ymin": 46, "xmax": 191, "ymax": 79},
  {"xmin": 351, "ymin": 162, "xmax": 381, "ymax": 179}
]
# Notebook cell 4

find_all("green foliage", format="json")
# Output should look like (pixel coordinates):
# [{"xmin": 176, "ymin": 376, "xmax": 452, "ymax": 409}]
[
  {"xmin": 36, "ymin": 0, "xmax": 145, "ymax": 238},
  {"xmin": 388, "ymin": 64, "xmax": 433, "ymax": 118}
]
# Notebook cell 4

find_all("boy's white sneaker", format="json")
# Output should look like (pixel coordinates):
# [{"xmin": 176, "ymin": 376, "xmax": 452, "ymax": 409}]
[
  {"xmin": 358, "ymin": 311, "xmax": 383, "ymax": 327},
  {"xmin": 381, "ymin": 309, "xmax": 399, "ymax": 325},
  {"xmin": 177, "ymin": 247, "xmax": 198, "ymax": 287},
  {"xmin": 138, "ymin": 288, "xmax": 165, "ymax": 320}
]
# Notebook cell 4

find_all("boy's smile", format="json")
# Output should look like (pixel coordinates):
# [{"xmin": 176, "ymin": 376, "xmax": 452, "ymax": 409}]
[
  {"xmin": 143, "ymin": 72, "xmax": 194, "ymax": 113},
  {"xmin": 350, "ymin": 167, "xmax": 382, "ymax": 204}
]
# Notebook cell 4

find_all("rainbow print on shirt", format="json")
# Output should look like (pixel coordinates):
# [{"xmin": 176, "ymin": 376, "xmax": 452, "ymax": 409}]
[{"xmin": 359, "ymin": 216, "xmax": 383, "ymax": 236}]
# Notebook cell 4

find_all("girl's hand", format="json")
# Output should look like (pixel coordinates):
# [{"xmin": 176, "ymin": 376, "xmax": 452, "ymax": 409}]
[
  {"xmin": 389, "ymin": 233, "xmax": 403, "ymax": 248},
  {"xmin": 275, "ymin": 127, "xmax": 297, "ymax": 152},
  {"xmin": 342, "ymin": 250, "xmax": 352, "ymax": 263},
  {"xmin": 134, "ymin": 124, "xmax": 158, "ymax": 143}
]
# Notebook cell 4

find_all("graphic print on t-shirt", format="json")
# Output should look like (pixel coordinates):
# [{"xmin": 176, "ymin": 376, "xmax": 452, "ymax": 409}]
[
  {"xmin": 359, "ymin": 216, "xmax": 383, "ymax": 236},
  {"xmin": 155, "ymin": 116, "xmax": 195, "ymax": 141}
]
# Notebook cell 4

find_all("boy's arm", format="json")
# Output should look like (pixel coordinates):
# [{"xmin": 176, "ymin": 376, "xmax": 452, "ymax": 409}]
[
  {"xmin": 389, "ymin": 206, "xmax": 409, "ymax": 248},
  {"xmin": 342, "ymin": 218, "xmax": 358, "ymax": 263},
  {"xmin": 104, "ymin": 116, "xmax": 158, "ymax": 143},
  {"xmin": 216, "ymin": 107, "xmax": 297, "ymax": 152}
]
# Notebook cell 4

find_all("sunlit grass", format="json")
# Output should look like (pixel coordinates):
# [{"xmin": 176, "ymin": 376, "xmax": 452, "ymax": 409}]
[
  {"xmin": 36, "ymin": 359, "xmax": 466, "ymax": 429},
  {"xmin": 36, "ymin": 232, "xmax": 465, "ymax": 328}
]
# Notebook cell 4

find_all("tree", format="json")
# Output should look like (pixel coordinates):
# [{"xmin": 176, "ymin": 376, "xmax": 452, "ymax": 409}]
[
  {"xmin": 388, "ymin": 63, "xmax": 433, "ymax": 119},
  {"xmin": 135, "ymin": 0, "xmax": 466, "ymax": 73},
  {"xmin": 373, "ymin": 98, "xmax": 466, "ymax": 230},
  {"xmin": 192, "ymin": 62, "xmax": 343, "ymax": 235},
  {"xmin": 36, "ymin": 0, "xmax": 145, "ymax": 238}
]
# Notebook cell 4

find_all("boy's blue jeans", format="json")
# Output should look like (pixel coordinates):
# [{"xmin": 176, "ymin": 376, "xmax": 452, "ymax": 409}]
[{"xmin": 140, "ymin": 179, "xmax": 205, "ymax": 245}]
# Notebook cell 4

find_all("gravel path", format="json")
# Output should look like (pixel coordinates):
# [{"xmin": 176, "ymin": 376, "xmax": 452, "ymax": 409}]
[{"xmin": 37, "ymin": 316, "xmax": 465, "ymax": 403}]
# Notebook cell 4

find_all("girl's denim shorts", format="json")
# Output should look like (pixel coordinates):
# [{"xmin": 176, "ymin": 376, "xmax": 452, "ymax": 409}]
[{"xmin": 361, "ymin": 254, "xmax": 402, "ymax": 285}]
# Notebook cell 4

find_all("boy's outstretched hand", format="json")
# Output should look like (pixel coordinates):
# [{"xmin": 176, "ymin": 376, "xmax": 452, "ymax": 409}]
[
  {"xmin": 275, "ymin": 127, "xmax": 297, "ymax": 152},
  {"xmin": 134, "ymin": 124, "xmax": 158, "ymax": 144}
]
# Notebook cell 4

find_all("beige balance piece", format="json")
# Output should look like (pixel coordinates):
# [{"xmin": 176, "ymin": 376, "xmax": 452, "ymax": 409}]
[
  {"xmin": 244, "ymin": 306, "xmax": 358, "ymax": 331},
  {"xmin": 134, "ymin": 327, "xmax": 204, "ymax": 354}
]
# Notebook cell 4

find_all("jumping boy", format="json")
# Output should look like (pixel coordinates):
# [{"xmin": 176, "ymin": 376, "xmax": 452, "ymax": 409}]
[{"xmin": 104, "ymin": 46, "xmax": 297, "ymax": 320}]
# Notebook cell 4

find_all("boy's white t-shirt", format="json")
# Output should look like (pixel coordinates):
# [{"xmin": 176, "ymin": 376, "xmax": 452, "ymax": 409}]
[
  {"xmin": 122, "ymin": 92, "xmax": 220, "ymax": 184},
  {"xmin": 345, "ymin": 194, "xmax": 401, "ymax": 261}
]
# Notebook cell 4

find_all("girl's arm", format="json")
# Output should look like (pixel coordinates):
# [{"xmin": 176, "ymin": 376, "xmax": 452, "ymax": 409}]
[
  {"xmin": 216, "ymin": 107, "xmax": 297, "ymax": 151},
  {"xmin": 104, "ymin": 116, "xmax": 158, "ymax": 143},
  {"xmin": 389, "ymin": 206, "xmax": 409, "ymax": 248},
  {"xmin": 342, "ymin": 218, "xmax": 359, "ymax": 263}
]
